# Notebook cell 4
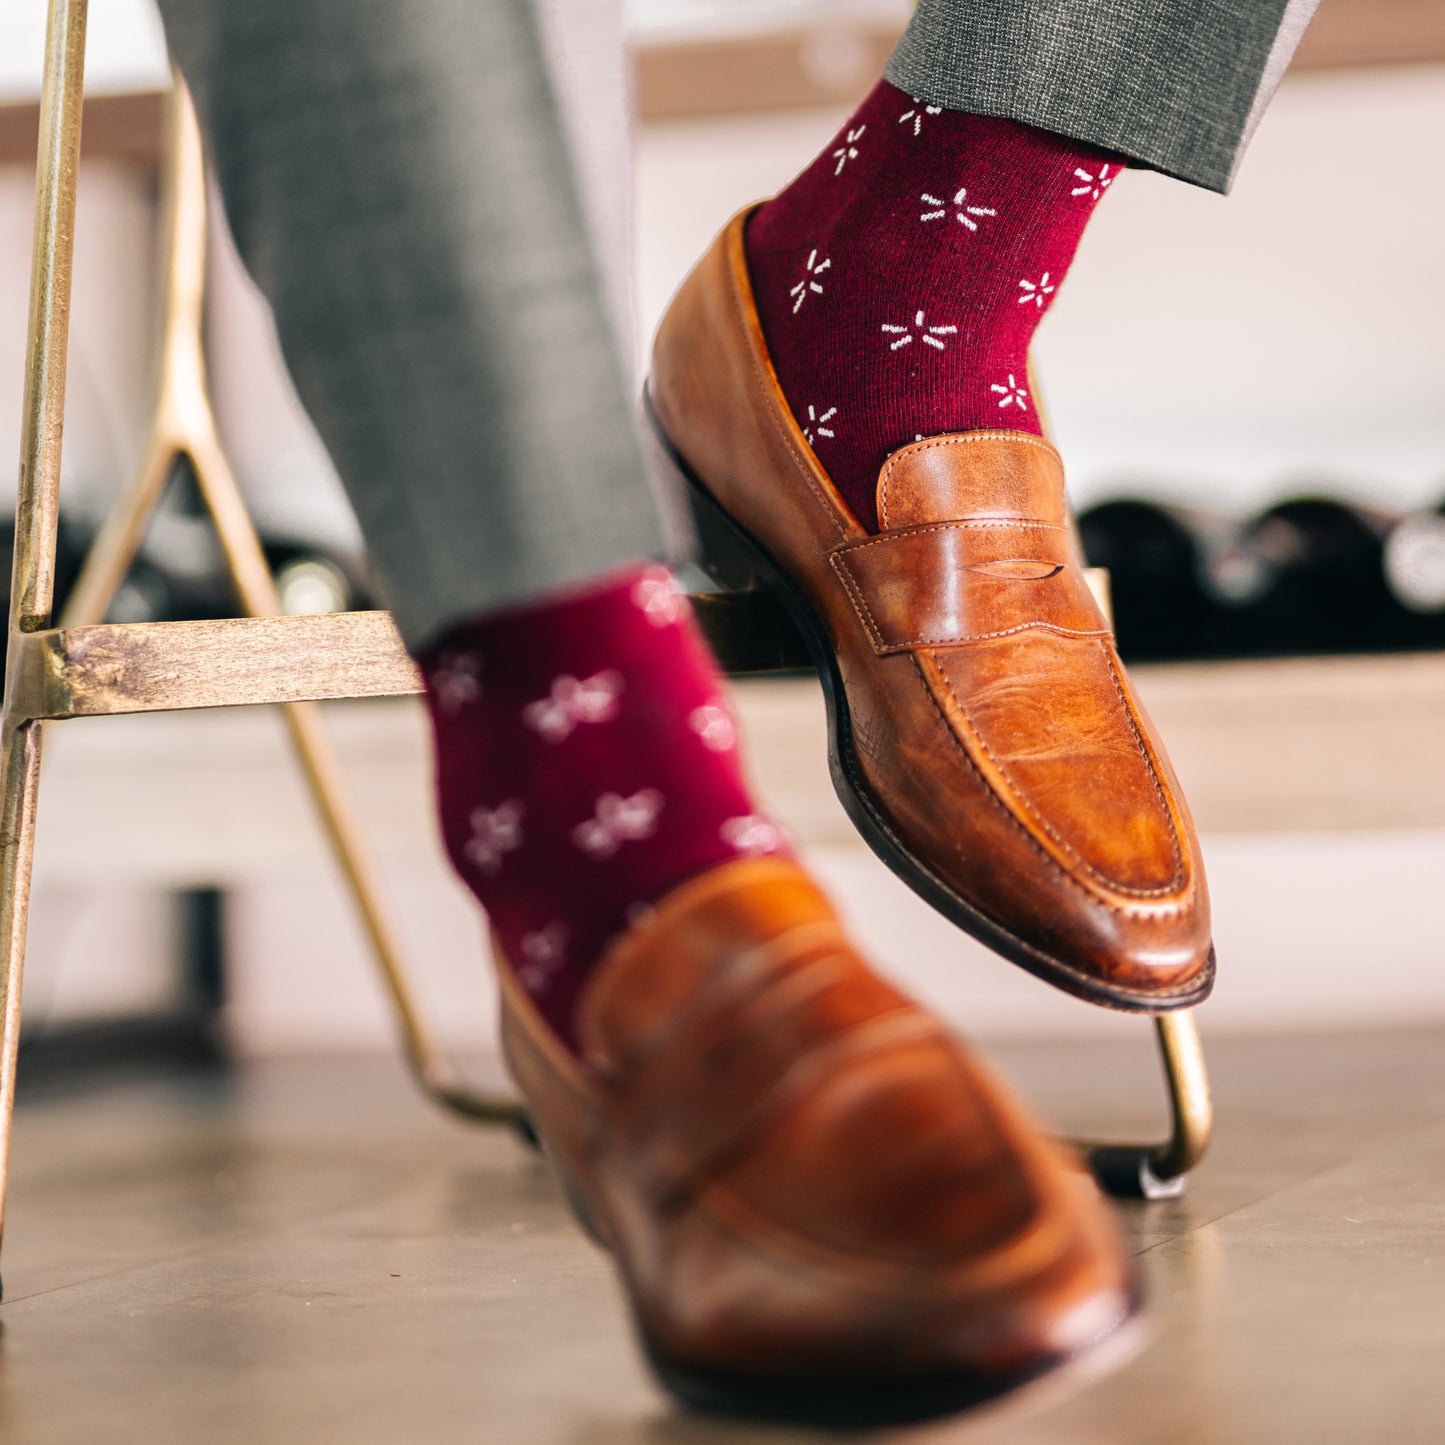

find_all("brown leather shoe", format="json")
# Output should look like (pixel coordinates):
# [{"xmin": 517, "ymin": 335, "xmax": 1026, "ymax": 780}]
[
  {"xmin": 646, "ymin": 209, "xmax": 1213, "ymax": 1012},
  {"xmin": 500, "ymin": 856, "xmax": 1141, "ymax": 1426}
]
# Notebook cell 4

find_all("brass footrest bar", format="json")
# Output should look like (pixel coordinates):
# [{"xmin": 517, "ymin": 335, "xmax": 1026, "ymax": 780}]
[{"xmin": 1079, "ymin": 1012, "xmax": 1214, "ymax": 1201}]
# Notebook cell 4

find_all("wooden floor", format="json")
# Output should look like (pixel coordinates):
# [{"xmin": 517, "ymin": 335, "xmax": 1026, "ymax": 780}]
[{"xmin": 2, "ymin": 1029, "xmax": 1443, "ymax": 1443}]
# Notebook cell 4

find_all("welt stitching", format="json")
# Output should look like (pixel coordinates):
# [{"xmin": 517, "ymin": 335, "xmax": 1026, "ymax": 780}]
[
  {"xmin": 879, "ymin": 622, "xmax": 1112, "ymax": 652},
  {"xmin": 1103, "ymin": 647, "xmax": 1186, "ymax": 885},
  {"xmin": 927, "ymin": 651, "xmax": 1191, "ymax": 905},
  {"xmin": 828, "ymin": 552, "xmax": 888, "ymax": 650},
  {"xmin": 834, "ymin": 519, "xmax": 1066, "ymax": 557}
]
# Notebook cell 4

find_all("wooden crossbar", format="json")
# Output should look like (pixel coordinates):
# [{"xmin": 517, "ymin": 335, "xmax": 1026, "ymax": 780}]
[{"xmin": 7, "ymin": 611, "xmax": 422, "ymax": 721}]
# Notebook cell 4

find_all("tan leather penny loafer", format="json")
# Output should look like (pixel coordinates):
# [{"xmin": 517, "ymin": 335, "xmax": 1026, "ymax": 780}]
[
  {"xmin": 500, "ymin": 857, "xmax": 1141, "ymax": 1426},
  {"xmin": 646, "ymin": 209, "xmax": 1213, "ymax": 1013}
]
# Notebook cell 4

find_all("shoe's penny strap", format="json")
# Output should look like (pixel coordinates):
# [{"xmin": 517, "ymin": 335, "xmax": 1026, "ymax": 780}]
[{"xmin": 829, "ymin": 521, "xmax": 1110, "ymax": 654}]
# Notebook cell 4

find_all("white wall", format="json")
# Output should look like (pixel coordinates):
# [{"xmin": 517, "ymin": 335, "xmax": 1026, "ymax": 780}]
[{"xmin": 0, "ymin": 0, "xmax": 168, "ymax": 101}]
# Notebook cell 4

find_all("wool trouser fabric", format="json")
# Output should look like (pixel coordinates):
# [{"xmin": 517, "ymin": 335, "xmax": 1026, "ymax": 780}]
[
  {"xmin": 155, "ymin": 0, "xmax": 1318, "ymax": 647},
  {"xmin": 155, "ymin": 0, "xmax": 665, "ymax": 649},
  {"xmin": 887, "ymin": 0, "xmax": 1321, "ymax": 193}
]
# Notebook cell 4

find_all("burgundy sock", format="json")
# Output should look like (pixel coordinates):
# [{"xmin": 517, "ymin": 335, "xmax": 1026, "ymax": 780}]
[
  {"xmin": 747, "ymin": 79, "xmax": 1119, "ymax": 531},
  {"xmin": 422, "ymin": 565, "xmax": 787, "ymax": 1050}
]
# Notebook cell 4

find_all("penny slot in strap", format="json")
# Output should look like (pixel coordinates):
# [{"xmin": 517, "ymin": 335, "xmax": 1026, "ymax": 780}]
[{"xmin": 829, "ymin": 523, "xmax": 1109, "ymax": 654}]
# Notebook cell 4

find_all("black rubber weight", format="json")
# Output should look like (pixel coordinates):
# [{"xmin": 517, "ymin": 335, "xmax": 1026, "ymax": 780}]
[{"xmin": 646, "ymin": 394, "xmax": 1214, "ymax": 1014}]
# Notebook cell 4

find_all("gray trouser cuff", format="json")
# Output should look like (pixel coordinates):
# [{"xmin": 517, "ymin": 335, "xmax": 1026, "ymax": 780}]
[{"xmin": 886, "ymin": 0, "xmax": 1321, "ymax": 193}]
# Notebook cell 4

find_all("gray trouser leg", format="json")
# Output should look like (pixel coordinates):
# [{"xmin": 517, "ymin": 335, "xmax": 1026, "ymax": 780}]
[
  {"xmin": 886, "ymin": 0, "xmax": 1321, "ymax": 192},
  {"xmin": 154, "ymin": 0, "xmax": 665, "ymax": 650}
]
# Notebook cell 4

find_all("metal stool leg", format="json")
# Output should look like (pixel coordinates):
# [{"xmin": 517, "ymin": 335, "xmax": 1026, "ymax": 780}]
[
  {"xmin": 1082, "ymin": 1012, "xmax": 1214, "ymax": 1200},
  {"xmin": 60, "ymin": 80, "xmax": 523, "ymax": 1130},
  {"xmin": 0, "ymin": 0, "xmax": 90, "ymax": 1291}
]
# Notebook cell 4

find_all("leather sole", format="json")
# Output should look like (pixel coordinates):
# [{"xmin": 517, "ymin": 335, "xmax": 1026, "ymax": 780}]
[{"xmin": 645, "ymin": 391, "xmax": 1214, "ymax": 1014}]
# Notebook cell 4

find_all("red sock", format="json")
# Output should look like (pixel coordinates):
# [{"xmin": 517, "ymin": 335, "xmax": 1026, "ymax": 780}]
[
  {"xmin": 747, "ymin": 79, "xmax": 1118, "ymax": 531},
  {"xmin": 422, "ymin": 566, "xmax": 787, "ymax": 1050}
]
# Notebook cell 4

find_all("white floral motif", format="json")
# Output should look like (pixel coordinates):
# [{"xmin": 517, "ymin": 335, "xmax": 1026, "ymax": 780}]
[
  {"xmin": 881, "ymin": 309, "xmax": 958, "ymax": 352},
  {"xmin": 521, "ymin": 669, "xmax": 624, "ymax": 743},
  {"xmin": 517, "ymin": 922, "xmax": 569, "ymax": 992},
  {"xmin": 789, "ymin": 249, "xmax": 832, "ymax": 314},
  {"xmin": 1017, "ymin": 272, "xmax": 1056, "ymax": 308},
  {"xmin": 632, "ymin": 567, "xmax": 685, "ymax": 626},
  {"xmin": 1070, "ymin": 163, "xmax": 1116, "ymax": 201},
  {"xmin": 832, "ymin": 125, "xmax": 866, "ymax": 176},
  {"xmin": 720, "ymin": 815, "xmax": 784, "ymax": 856},
  {"xmin": 689, "ymin": 702, "xmax": 736, "ymax": 753},
  {"xmin": 465, "ymin": 800, "xmax": 525, "ymax": 875},
  {"xmin": 572, "ymin": 789, "xmax": 664, "ymax": 860},
  {"xmin": 919, "ymin": 186, "xmax": 997, "ymax": 231},
  {"xmin": 898, "ymin": 98, "xmax": 942, "ymax": 136},
  {"xmin": 803, "ymin": 404, "xmax": 837, "ymax": 443},
  {"xmin": 990, "ymin": 374, "xmax": 1029, "ymax": 410},
  {"xmin": 432, "ymin": 650, "xmax": 483, "ymax": 714}
]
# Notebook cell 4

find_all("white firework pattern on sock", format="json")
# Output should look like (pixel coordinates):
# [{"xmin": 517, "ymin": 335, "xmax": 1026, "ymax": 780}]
[
  {"xmin": 991, "ymin": 374, "xmax": 1029, "ymax": 410},
  {"xmin": 1070, "ymin": 163, "xmax": 1116, "ymax": 201},
  {"xmin": 898, "ymin": 97, "xmax": 942, "ymax": 137},
  {"xmin": 516, "ymin": 921, "xmax": 569, "ymax": 992},
  {"xmin": 881, "ymin": 309, "xmax": 958, "ymax": 352},
  {"xmin": 1017, "ymin": 272, "xmax": 1056, "ymax": 308},
  {"xmin": 465, "ymin": 799, "xmax": 525, "ymax": 875},
  {"xmin": 688, "ymin": 701, "xmax": 737, "ymax": 753},
  {"xmin": 572, "ymin": 789, "xmax": 665, "ymax": 859},
  {"xmin": 631, "ymin": 567, "xmax": 685, "ymax": 626},
  {"xmin": 521, "ymin": 670, "xmax": 624, "ymax": 743},
  {"xmin": 803, "ymin": 404, "xmax": 838, "ymax": 443},
  {"xmin": 919, "ymin": 185, "xmax": 997, "ymax": 231},
  {"xmin": 432, "ymin": 650, "xmax": 483, "ymax": 713},
  {"xmin": 790, "ymin": 249, "xmax": 832, "ymax": 314},
  {"xmin": 720, "ymin": 814, "xmax": 785, "ymax": 855},
  {"xmin": 832, "ymin": 125, "xmax": 866, "ymax": 176}
]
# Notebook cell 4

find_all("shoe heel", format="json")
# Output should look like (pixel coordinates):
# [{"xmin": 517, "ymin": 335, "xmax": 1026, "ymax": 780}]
[
  {"xmin": 641, "ymin": 388, "xmax": 768, "ymax": 595},
  {"xmin": 683, "ymin": 466, "xmax": 776, "ymax": 595}
]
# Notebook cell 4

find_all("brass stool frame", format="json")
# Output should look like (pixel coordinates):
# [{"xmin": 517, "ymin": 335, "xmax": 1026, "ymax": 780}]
[
  {"xmin": 0, "ymin": 0, "xmax": 525, "ymax": 1278},
  {"xmin": 0, "ymin": 0, "xmax": 1210, "ymax": 1283}
]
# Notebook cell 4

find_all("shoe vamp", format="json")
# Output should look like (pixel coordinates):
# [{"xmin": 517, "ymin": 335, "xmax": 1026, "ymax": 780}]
[
  {"xmin": 924, "ymin": 632, "xmax": 1184, "ymax": 897},
  {"xmin": 705, "ymin": 1033, "xmax": 1055, "ymax": 1274}
]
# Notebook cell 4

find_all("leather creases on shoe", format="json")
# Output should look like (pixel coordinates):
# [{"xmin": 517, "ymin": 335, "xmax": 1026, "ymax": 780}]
[
  {"xmin": 646, "ymin": 208, "xmax": 1213, "ymax": 1011},
  {"xmin": 497, "ymin": 857, "xmax": 1140, "ymax": 1421}
]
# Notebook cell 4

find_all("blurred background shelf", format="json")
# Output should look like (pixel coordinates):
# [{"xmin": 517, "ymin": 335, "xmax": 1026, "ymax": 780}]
[
  {"xmin": 31, "ymin": 653, "xmax": 1445, "ymax": 893},
  {"xmin": 20, "ymin": 652, "xmax": 1445, "ymax": 1055}
]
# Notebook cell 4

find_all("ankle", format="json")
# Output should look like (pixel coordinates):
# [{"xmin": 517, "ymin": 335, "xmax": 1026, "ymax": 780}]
[
  {"xmin": 421, "ymin": 566, "xmax": 788, "ymax": 1048},
  {"xmin": 746, "ymin": 80, "xmax": 1117, "ymax": 529}
]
